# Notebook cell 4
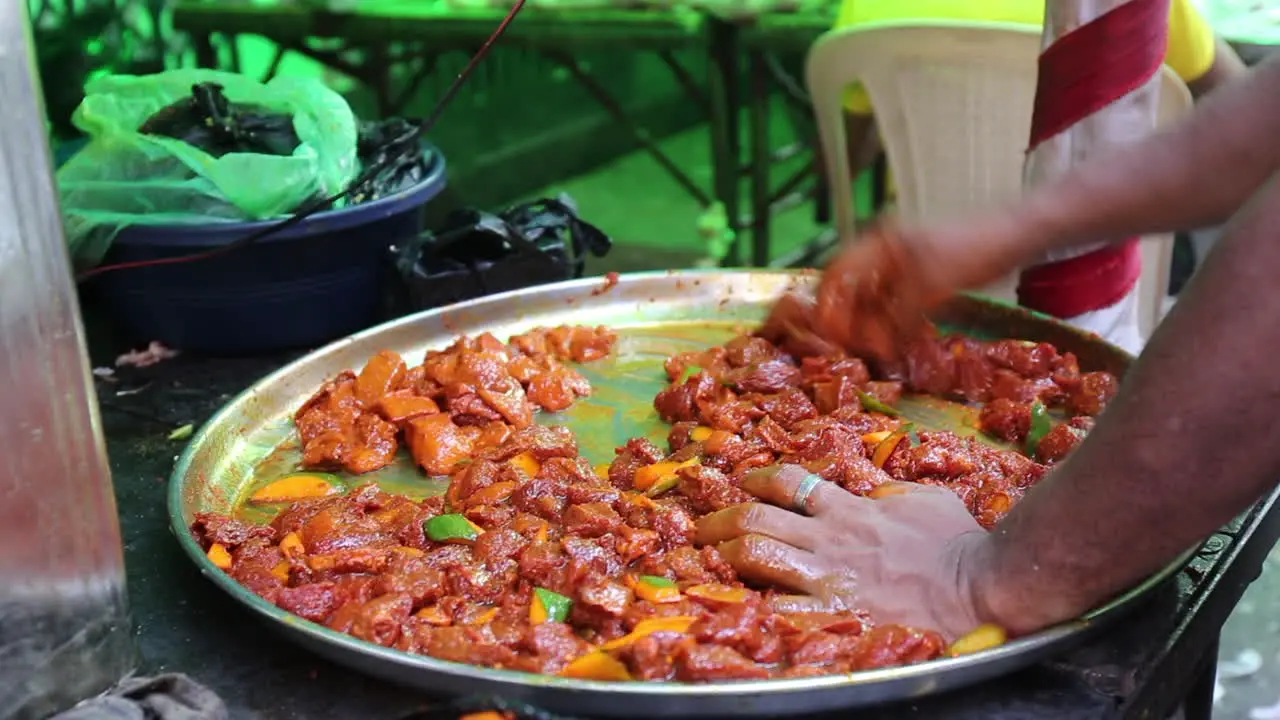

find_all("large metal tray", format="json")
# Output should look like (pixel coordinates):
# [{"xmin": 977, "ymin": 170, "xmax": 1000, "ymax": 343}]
[{"xmin": 169, "ymin": 270, "xmax": 1185, "ymax": 718}]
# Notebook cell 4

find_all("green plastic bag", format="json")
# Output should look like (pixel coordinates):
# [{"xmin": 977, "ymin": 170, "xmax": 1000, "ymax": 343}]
[{"xmin": 57, "ymin": 69, "xmax": 359, "ymax": 268}]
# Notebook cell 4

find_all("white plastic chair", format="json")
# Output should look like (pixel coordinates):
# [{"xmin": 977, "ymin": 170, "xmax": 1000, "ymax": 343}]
[{"xmin": 805, "ymin": 20, "xmax": 1193, "ymax": 338}]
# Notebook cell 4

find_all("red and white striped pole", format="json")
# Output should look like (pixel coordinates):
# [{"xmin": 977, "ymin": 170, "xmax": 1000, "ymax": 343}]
[{"xmin": 1019, "ymin": 0, "xmax": 1171, "ymax": 354}]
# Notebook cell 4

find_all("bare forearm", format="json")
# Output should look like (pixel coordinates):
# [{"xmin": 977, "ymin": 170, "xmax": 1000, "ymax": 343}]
[
  {"xmin": 1009, "ymin": 56, "xmax": 1280, "ymax": 263},
  {"xmin": 973, "ymin": 172, "xmax": 1280, "ymax": 634}
]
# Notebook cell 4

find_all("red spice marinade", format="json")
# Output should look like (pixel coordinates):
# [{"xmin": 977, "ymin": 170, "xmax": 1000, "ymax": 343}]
[{"xmin": 192, "ymin": 324, "xmax": 1117, "ymax": 681}]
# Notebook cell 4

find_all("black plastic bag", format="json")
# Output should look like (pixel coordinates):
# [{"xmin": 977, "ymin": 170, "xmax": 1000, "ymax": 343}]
[
  {"xmin": 350, "ymin": 117, "xmax": 429, "ymax": 202},
  {"xmin": 139, "ymin": 88, "xmax": 428, "ymax": 207},
  {"xmin": 139, "ymin": 82, "xmax": 301, "ymax": 159},
  {"xmin": 394, "ymin": 195, "xmax": 612, "ymax": 311}
]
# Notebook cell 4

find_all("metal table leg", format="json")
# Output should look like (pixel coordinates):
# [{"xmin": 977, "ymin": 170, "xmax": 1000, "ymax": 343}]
[
  {"xmin": 748, "ymin": 48, "xmax": 771, "ymax": 267},
  {"xmin": 547, "ymin": 50, "xmax": 712, "ymax": 207},
  {"xmin": 1181, "ymin": 639, "xmax": 1218, "ymax": 720},
  {"xmin": 708, "ymin": 17, "xmax": 742, "ymax": 266},
  {"xmin": 192, "ymin": 31, "xmax": 217, "ymax": 68}
]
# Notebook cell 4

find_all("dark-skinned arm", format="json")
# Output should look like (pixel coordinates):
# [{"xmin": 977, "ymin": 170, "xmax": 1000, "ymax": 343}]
[
  {"xmin": 953, "ymin": 55, "xmax": 1280, "ymax": 279},
  {"xmin": 1186, "ymin": 37, "xmax": 1248, "ymax": 99},
  {"xmin": 972, "ymin": 172, "xmax": 1280, "ymax": 635}
]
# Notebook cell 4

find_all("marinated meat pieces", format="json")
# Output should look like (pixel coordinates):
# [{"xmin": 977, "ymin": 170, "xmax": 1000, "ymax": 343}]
[
  {"xmin": 509, "ymin": 325, "xmax": 618, "ymax": 363},
  {"xmin": 210, "ymin": 319, "xmax": 1119, "ymax": 685},
  {"xmin": 294, "ymin": 326, "xmax": 615, "ymax": 478},
  {"xmin": 978, "ymin": 399, "xmax": 1032, "ymax": 444}
]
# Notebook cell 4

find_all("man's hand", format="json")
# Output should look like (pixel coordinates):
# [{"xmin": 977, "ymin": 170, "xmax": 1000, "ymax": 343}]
[
  {"xmin": 694, "ymin": 464, "xmax": 994, "ymax": 641},
  {"xmin": 763, "ymin": 220, "xmax": 1031, "ymax": 361}
]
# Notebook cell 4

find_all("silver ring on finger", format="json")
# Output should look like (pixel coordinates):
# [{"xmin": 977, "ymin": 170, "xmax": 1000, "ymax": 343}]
[{"xmin": 791, "ymin": 473, "xmax": 827, "ymax": 515}]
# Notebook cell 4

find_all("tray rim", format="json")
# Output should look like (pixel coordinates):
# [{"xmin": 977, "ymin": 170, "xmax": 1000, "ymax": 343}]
[{"xmin": 166, "ymin": 268, "xmax": 1191, "ymax": 715}]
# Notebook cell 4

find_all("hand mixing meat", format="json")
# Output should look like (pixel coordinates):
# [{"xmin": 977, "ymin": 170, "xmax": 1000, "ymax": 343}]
[
  {"xmin": 759, "ymin": 221, "xmax": 1031, "ymax": 363},
  {"xmin": 696, "ymin": 465, "xmax": 988, "ymax": 640},
  {"xmin": 746, "ymin": 56, "xmax": 1280, "ymax": 639}
]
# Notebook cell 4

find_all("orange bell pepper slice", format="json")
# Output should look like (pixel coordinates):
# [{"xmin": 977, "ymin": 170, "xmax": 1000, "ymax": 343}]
[
  {"xmin": 685, "ymin": 583, "xmax": 750, "ymax": 605},
  {"xmin": 467, "ymin": 608, "xmax": 499, "ymax": 625},
  {"xmin": 861, "ymin": 430, "xmax": 893, "ymax": 445},
  {"xmin": 206, "ymin": 543, "xmax": 232, "ymax": 570},
  {"xmin": 278, "ymin": 531, "xmax": 305, "ymax": 559},
  {"xmin": 465, "ymin": 480, "xmax": 519, "ymax": 507},
  {"xmin": 947, "ymin": 624, "xmax": 1008, "ymax": 657},
  {"xmin": 871, "ymin": 431, "xmax": 907, "ymax": 469},
  {"xmin": 561, "ymin": 652, "xmax": 633, "ymax": 681},
  {"xmin": 598, "ymin": 616, "xmax": 698, "ymax": 651},
  {"xmin": 633, "ymin": 458, "xmax": 699, "ymax": 491},
  {"xmin": 249, "ymin": 473, "xmax": 339, "ymax": 504},
  {"xmin": 509, "ymin": 451, "xmax": 541, "ymax": 478},
  {"xmin": 626, "ymin": 574, "xmax": 682, "ymax": 604},
  {"xmin": 415, "ymin": 606, "xmax": 453, "ymax": 625}
]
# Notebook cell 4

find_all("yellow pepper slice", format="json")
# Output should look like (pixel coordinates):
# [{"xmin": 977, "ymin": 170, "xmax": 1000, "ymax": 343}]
[
  {"xmin": 468, "ymin": 608, "xmax": 499, "ymax": 625},
  {"xmin": 271, "ymin": 561, "xmax": 291, "ymax": 583},
  {"xmin": 249, "ymin": 473, "xmax": 339, "ymax": 504},
  {"xmin": 206, "ymin": 543, "xmax": 232, "ymax": 570},
  {"xmin": 599, "ymin": 615, "xmax": 699, "ymax": 651},
  {"xmin": 466, "ymin": 480, "xmax": 519, "ymax": 507},
  {"xmin": 561, "ymin": 652, "xmax": 633, "ymax": 681},
  {"xmin": 861, "ymin": 430, "xmax": 893, "ymax": 445},
  {"xmin": 871, "ymin": 431, "xmax": 907, "ymax": 469},
  {"xmin": 279, "ymin": 531, "xmax": 305, "ymax": 559},
  {"xmin": 629, "ymin": 575, "xmax": 681, "ymax": 604},
  {"xmin": 947, "ymin": 624, "xmax": 1008, "ymax": 657},
  {"xmin": 593, "ymin": 463, "xmax": 612, "ymax": 480},
  {"xmin": 685, "ymin": 583, "xmax": 750, "ymax": 605},
  {"xmin": 509, "ymin": 451, "xmax": 541, "ymax": 478},
  {"xmin": 415, "ymin": 606, "xmax": 452, "ymax": 625},
  {"xmin": 626, "ymin": 493, "xmax": 657, "ymax": 509},
  {"xmin": 690, "ymin": 426, "xmax": 714, "ymax": 442},
  {"xmin": 633, "ymin": 458, "xmax": 699, "ymax": 492}
]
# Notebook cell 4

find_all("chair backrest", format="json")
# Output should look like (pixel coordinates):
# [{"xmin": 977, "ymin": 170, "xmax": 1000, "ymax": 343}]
[{"xmin": 805, "ymin": 20, "xmax": 1193, "ymax": 330}]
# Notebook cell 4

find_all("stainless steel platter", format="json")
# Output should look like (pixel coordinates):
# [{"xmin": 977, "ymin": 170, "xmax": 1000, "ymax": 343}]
[{"xmin": 168, "ymin": 269, "xmax": 1186, "ymax": 717}]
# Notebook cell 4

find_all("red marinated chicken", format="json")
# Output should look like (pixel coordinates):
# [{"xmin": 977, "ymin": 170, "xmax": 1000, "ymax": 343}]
[
  {"xmin": 293, "ymin": 326, "xmax": 616, "ymax": 476},
  {"xmin": 199, "ymin": 324, "xmax": 1117, "ymax": 683}
]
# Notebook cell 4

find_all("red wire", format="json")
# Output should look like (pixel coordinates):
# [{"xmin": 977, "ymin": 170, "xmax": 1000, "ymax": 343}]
[{"xmin": 77, "ymin": 0, "xmax": 529, "ymax": 283}]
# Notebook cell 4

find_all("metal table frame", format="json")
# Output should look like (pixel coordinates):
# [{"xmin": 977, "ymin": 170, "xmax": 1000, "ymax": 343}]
[{"xmin": 172, "ymin": 2, "xmax": 763, "ymax": 265}]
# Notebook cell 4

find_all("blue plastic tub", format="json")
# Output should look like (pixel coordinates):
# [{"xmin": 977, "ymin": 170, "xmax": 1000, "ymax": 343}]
[{"xmin": 91, "ymin": 146, "xmax": 447, "ymax": 355}]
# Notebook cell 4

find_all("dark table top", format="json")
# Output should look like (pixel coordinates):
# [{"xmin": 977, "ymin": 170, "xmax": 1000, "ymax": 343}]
[{"xmin": 89, "ymin": 306, "xmax": 1280, "ymax": 720}]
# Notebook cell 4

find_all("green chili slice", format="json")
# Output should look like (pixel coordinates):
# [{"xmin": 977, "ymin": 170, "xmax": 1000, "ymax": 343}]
[
  {"xmin": 531, "ymin": 587, "xmax": 573, "ymax": 623},
  {"xmin": 424, "ymin": 514, "xmax": 483, "ymax": 544},
  {"xmin": 856, "ymin": 389, "xmax": 902, "ymax": 417},
  {"xmin": 1024, "ymin": 401, "xmax": 1053, "ymax": 457},
  {"xmin": 638, "ymin": 575, "xmax": 677, "ymax": 588}
]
